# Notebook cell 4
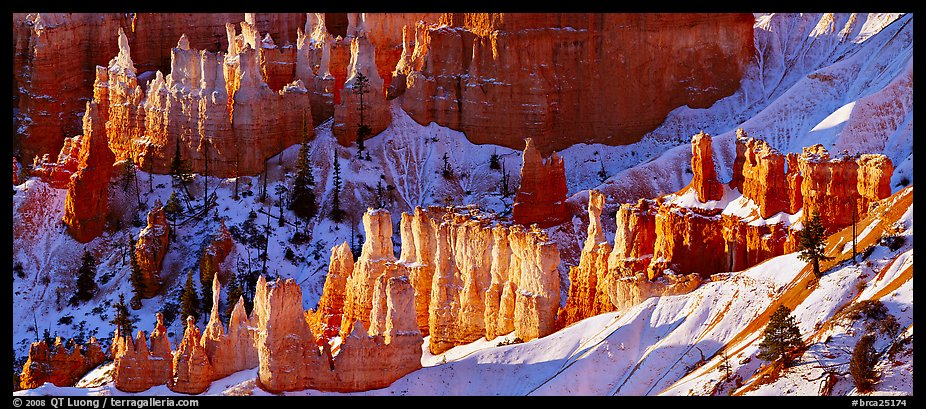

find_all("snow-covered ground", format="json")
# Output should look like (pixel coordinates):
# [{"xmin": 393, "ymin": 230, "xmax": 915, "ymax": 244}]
[{"xmin": 12, "ymin": 13, "xmax": 913, "ymax": 396}]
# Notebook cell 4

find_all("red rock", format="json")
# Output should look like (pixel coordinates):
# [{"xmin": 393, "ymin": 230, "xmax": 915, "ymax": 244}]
[
  {"xmin": 689, "ymin": 131, "xmax": 724, "ymax": 202},
  {"xmin": 311, "ymin": 242, "xmax": 354, "ymax": 342},
  {"xmin": 169, "ymin": 316, "xmax": 214, "ymax": 394},
  {"xmin": 199, "ymin": 220, "xmax": 234, "ymax": 287},
  {"xmin": 62, "ymin": 102, "xmax": 116, "ymax": 243},
  {"xmin": 112, "ymin": 315, "xmax": 172, "ymax": 393},
  {"xmin": 30, "ymin": 135, "xmax": 82, "ymax": 188},
  {"xmin": 135, "ymin": 199, "xmax": 170, "ymax": 298},
  {"xmin": 513, "ymin": 138, "xmax": 568, "ymax": 228},
  {"xmin": 559, "ymin": 190, "xmax": 614, "ymax": 327},
  {"xmin": 731, "ymin": 131, "xmax": 795, "ymax": 218},
  {"xmin": 340, "ymin": 209, "xmax": 396, "ymax": 334},
  {"xmin": 13, "ymin": 13, "xmax": 305, "ymax": 163},
  {"xmin": 399, "ymin": 13, "xmax": 755, "ymax": 155},
  {"xmin": 20, "ymin": 337, "xmax": 107, "ymax": 389},
  {"xmin": 332, "ymin": 34, "xmax": 392, "ymax": 146}
]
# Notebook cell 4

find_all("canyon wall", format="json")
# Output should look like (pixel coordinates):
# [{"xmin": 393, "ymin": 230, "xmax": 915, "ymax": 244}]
[
  {"xmin": 12, "ymin": 13, "xmax": 306, "ymax": 163},
  {"xmin": 398, "ymin": 13, "xmax": 756, "ymax": 155}
]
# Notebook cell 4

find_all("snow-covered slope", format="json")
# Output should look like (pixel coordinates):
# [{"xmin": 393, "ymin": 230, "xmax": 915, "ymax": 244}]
[{"xmin": 12, "ymin": 13, "xmax": 913, "ymax": 397}]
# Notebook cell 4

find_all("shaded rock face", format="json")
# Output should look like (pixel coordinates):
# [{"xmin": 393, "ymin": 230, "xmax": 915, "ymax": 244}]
[
  {"xmin": 135, "ymin": 200, "xmax": 170, "ymax": 298},
  {"xmin": 399, "ymin": 13, "xmax": 755, "ymax": 155},
  {"xmin": 19, "ymin": 337, "xmax": 106, "ymax": 389},
  {"xmin": 13, "ymin": 13, "xmax": 306, "ymax": 163},
  {"xmin": 199, "ymin": 220, "xmax": 234, "ymax": 287},
  {"xmin": 513, "ymin": 138, "xmax": 568, "ymax": 228},
  {"xmin": 340, "ymin": 210, "xmax": 396, "ymax": 335},
  {"xmin": 558, "ymin": 191, "xmax": 613, "ymax": 327},
  {"xmin": 62, "ymin": 102, "xmax": 116, "ymax": 243}
]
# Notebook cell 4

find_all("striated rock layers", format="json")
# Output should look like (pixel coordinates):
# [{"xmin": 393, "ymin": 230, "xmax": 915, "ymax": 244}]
[
  {"xmin": 62, "ymin": 102, "xmax": 116, "ymax": 243},
  {"xmin": 94, "ymin": 24, "xmax": 312, "ymax": 177},
  {"xmin": 559, "ymin": 131, "xmax": 895, "ymax": 327},
  {"xmin": 19, "ymin": 337, "xmax": 107, "ymax": 389},
  {"xmin": 513, "ymin": 138, "xmax": 568, "ymax": 228},
  {"xmin": 12, "ymin": 13, "xmax": 305, "ymax": 162},
  {"xmin": 134, "ymin": 199, "xmax": 170, "ymax": 298},
  {"xmin": 331, "ymin": 33, "xmax": 392, "ymax": 146},
  {"xmin": 398, "ymin": 13, "xmax": 755, "ymax": 155}
]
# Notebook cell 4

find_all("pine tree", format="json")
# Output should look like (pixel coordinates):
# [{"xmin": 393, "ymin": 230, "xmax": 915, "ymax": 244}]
[
  {"xmin": 164, "ymin": 190, "xmax": 182, "ymax": 241},
  {"xmin": 71, "ymin": 250, "xmax": 98, "ymax": 305},
  {"xmin": 850, "ymin": 334, "xmax": 878, "ymax": 393},
  {"xmin": 797, "ymin": 211, "xmax": 834, "ymax": 279},
  {"xmin": 179, "ymin": 269, "xmax": 200, "ymax": 323},
  {"xmin": 111, "ymin": 293, "xmax": 135, "ymax": 338},
  {"xmin": 290, "ymin": 114, "xmax": 318, "ymax": 222},
  {"xmin": 128, "ymin": 237, "xmax": 147, "ymax": 300},
  {"xmin": 330, "ymin": 152, "xmax": 344, "ymax": 222},
  {"xmin": 374, "ymin": 179, "xmax": 385, "ymax": 209},
  {"xmin": 223, "ymin": 273, "xmax": 244, "ymax": 322},
  {"xmin": 757, "ymin": 305, "xmax": 803, "ymax": 364},
  {"xmin": 441, "ymin": 152, "xmax": 453, "ymax": 179},
  {"xmin": 275, "ymin": 184, "xmax": 288, "ymax": 227},
  {"xmin": 353, "ymin": 72, "xmax": 371, "ymax": 155}
]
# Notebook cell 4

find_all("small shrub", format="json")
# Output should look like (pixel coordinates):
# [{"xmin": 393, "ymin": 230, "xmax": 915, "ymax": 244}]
[{"xmin": 850, "ymin": 334, "xmax": 878, "ymax": 393}]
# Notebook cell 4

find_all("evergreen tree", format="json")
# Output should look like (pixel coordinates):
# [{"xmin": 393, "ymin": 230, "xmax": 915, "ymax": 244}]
[
  {"xmin": 374, "ymin": 179, "xmax": 385, "ymax": 209},
  {"xmin": 111, "ymin": 293, "xmax": 136, "ymax": 338},
  {"xmin": 179, "ymin": 269, "xmax": 200, "ymax": 323},
  {"xmin": 353, "ymin": 72, "xmax": 371, "ymax": 155},
  {"xmin": 290, "ymin": 117, "xmax": 318, "ymax": 222},
  {"xmin": 797, "ymin": 211, "xmax": 834, "ymax": 279},
  {"xmin": 330, "ymin": 153, "xmax": 344, "ymax": 222},
  {"xmin": 128, "ymin": 237, "xmax": 147, "ymax": 300},
  {"xmin": 441, "ymin": 152, "xmax": 453, "ymax": 179},
  {"xmin": 223, "ymin": 273, "xmax": 244, "ymax": 322},
  {"xmin": 757, "ymin": 305, "xmax": 803, "ymax": 364},
  {"xmin": 850, "ymin": 334, "xmax": 878, "ymax": 393},
  {"xmin": 275, "ymin": 184, "xmax": 288, "ymax": 227},
  {"xmin": 164, "ymin": 190, "xmax": 182, "ymax": 241},
  {"xmin": 70, "ymin": 250, "xmax": 98, "ymax": 305}
]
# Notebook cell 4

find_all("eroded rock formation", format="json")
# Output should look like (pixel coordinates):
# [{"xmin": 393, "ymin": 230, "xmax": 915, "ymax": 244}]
[
  {"xmin": 199, "ymin": 220, "xmax": 234, "ymax": 287},
  {"xmin": 111, "ymin": 313, "xmax": 172, "ymax": 393},
  {"xmin": 91, "ymin": 23, "xmax": 313, "ymax": 177},
  {"xmin": 134, "ymin": 199, "xmax": 170, "ymax": 298},
  {"xmin": 340, "ymin": 210, "xmax": 396, "ymax": 334},
  {"xmin": 19, "ymin": 337, "xmax": 106, "ymax": 389},
  {"xmin": 310, "ymin": 242, "xmax": 355, "ymax": 342},
  {"xmin": 30, "ymin": 135, "xmax": 82, "ymax": 188},
  {"xmin": 331, "ymin": 34, "xmax": 392, "ymax": 146},
  {"xmin": 560, "ymin": 130, "xmax": 895, "ymax": 326},
  {"xmin": 62, "ymin": 102, "xmax": 116, "ymax": 243},
  {"xmin": 398, "ymin": 13, "xmax": 755, "ymax": 155},
  {"xmin": 13, "ymin": 13, "xmax": 306, "ymax": 162},
  {"xmin": 513, "ymin": 138, "xmax": 568, "ymax": 228}
]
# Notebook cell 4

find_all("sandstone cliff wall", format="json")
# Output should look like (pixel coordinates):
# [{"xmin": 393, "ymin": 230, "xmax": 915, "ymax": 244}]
[
  {"xmin": 398, "ymin": 13, "xmax": 756, "ymax": 155},
  {"xmin": 19, "ymin": 337, "xmax": 106, "ymax": 389}
]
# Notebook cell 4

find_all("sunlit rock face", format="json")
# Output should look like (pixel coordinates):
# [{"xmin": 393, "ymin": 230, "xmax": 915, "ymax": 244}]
[
  {"xmin": 399, "ymin": 13, "xmax": 755, "ymax": 155},
  {"xmin": 12, "ymin": 13, "xmax": 305, "ymax": 163},
  {"xmin": 19, "ymin": 337, "xmax": 106, "ymax": 389},
  {"xmin": 112, "ymin": 314, "xmax": 171, "ymax": 393},
  {"xmin": 559, "ymin": 131, "xmax": 894, "ymax": 325}
]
